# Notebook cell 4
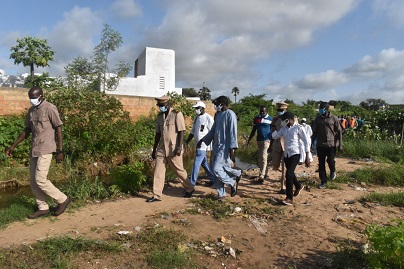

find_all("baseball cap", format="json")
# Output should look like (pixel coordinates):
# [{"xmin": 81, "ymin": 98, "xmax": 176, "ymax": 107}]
[{"xmin": 192, "ymin": 101, "xmax": 206, "ymax": 108}]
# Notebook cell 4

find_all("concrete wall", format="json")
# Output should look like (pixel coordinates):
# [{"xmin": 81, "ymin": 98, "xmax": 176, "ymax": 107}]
[
  {"xmin": 106, "ymin": 47, "xmax": 182, "ymax": 98},
  {"xmin": 0, "ymin": 87, "xmax": 215, "ymax": 122}
]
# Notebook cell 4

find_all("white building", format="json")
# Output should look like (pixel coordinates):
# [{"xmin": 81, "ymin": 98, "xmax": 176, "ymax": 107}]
[{"xmin": 106, "ymin": 47, "xmax": 182, "ymax": 97}]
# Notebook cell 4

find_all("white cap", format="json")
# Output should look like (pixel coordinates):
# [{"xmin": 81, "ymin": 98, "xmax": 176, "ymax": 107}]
[
  {"xmin": 301, "ymin": 117, "xmax": 307, "ymax": 122},
  {"xmin": 192, "ymin": 101, "xmax": 206, "ymax": 108}
]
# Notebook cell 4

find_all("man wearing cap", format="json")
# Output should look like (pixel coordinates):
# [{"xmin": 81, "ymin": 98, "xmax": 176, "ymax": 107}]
[
  {"xmin": 184, "ymin": 101, "xmax": 215, "ymax": 187},
  {"xmin": 312, "ymin": 101, "xmax": 343, "ymax": 189},
  {"xmin": 247, "ymin": 106, "xmax": 273, "ymax": 183},
  {"xmin": 272, "ymin": 112, "xmax": 310, "ymax": 206},
  {"xmin": 197, "ymin": 96, "xmax": 242, "ymax": 200},
  {"xmin": 270, "ymin": 101, "xmax": 288, "ymax": 194},
  {"xmin": 146, "ymin": 96, "xmax": 194, "ymax": 202},
  {"xmin": 299, "ymin": 117, "xmax": 313, "ymax": 164}
]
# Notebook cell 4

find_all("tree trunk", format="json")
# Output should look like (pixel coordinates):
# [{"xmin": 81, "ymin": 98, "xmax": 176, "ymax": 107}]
[{"xmin": 30, "ymin": 63, "xmax": 34, "ymax": 79}]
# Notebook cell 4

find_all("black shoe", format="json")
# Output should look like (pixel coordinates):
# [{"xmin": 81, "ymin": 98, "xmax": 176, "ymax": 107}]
[
  {"xmin": 204, "ymin": 181, "xmax": 214, "ymax": 187},
  {"xmin": 184, "ymin": 189, "xmax": 195, "ymax": 198},
  {"xmin": 146, "ymin": 197, "xmax": 161, "ymax": 203},
  {"xmin": 28, "ymin": 209, "xmax": 50, "ymax": 219},
  {"xmin": 54, "ymin": 197, "xmax": 71, "ymax": 216},
  {"xmin": 278, "ymin": 189, "xmax": 286, "ymax": 194}
]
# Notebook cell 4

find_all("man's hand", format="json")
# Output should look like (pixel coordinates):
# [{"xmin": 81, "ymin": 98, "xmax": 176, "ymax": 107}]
[
  {"xmin": 175, "ymin": 147, "xmax": 182, "ymax": 156},
  {"xmin": 305, "ymin": 153, "xmax": 311, "ymax": 168},
  {"xmin": 230, "ymin": 149, "xmax": 236, "ymax": 163},
  {"xmin": 6, "ymin": 147, "xmax": 14, "ymax": 157},
  {"xmin": 55, "ymin": 152, "xmax": 63, "ymax": 163},
  {"xmin": 196, "ymin": 140, "xmax": 203, "ymax": 149}
]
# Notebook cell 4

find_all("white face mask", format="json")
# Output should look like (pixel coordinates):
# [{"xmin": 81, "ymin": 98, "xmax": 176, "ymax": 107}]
[
  {"xmin": 195, "ymin": 109, "xmax": 201, "ymax": 115},
  {"xmin": 214, "ymin": 104, "xmax": 223, "ymax": 112},
  {"xmin": 30, "ymin": 96, "xmax": 42, "ymax": 106},
  {"xmin": 281, "ymin": 119, "xmax": 289, "ymax": 127}
]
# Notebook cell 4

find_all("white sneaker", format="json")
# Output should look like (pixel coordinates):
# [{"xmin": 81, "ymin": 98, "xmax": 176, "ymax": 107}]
[{"xmin": 330, "ymin": 172, "xmax": 336, "ymax": 180}]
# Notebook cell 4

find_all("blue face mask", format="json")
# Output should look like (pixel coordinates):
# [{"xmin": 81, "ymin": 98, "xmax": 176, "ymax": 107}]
[
  {"xmin": 159, "ymin": 106, "xmax": 167, "ymax": 113},
  {"xmin": 278, "ymin": 111, "xmax": 285, "ymax": 116},
  {"xmin": 319, "ymin": 108, "xmax": 326, "ymax": 115}
]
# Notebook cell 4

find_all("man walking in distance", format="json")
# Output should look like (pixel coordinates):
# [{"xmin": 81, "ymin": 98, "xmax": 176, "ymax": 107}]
[
  {"xmin": 197, "ymin": 96, "xmax": 242, "ymax": 200},
  {"xmin": 184, "ymin": 101, "xmax": 215, "ymax": 187},
  {"xmin": 247, "ymin": 106, "xmax": 272, "ymax": 183},
  {"xmin": 7, "ymin": 86, "xmax": 70, "ymax": 219},
  {"xmin": 299, "ymin": 117, "xmax": 313, "ymax": 165},
  {"xmin": 312, "ymin": 101, "xmax": 343, "ymax": 189},
  {"xmin": 270, "ymin": 102, "xmax": 288, "ymax": 194},
  {"xmin": 272, "ymin": 112, "xmax": 310, "ymax": 205},
  {"xmin": 146, "ymin": 96, "xmax": 195, "ymax": 202}
]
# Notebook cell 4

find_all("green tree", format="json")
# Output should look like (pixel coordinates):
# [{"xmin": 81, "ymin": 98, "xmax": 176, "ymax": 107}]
[
  {"xmin": 231, "ymin": 87, "xmax": 240, "ymax": 103},
  {"xmin": 65, "ymin": 56, "xmax": 98, "ymax": 91},
  {"xmin": 182, "ymin": 88, "xmax": 199, "ymax": 97},
  {"xmin": 359, "ymin": 98, "xmax": 387, "ymax": 111},
  {"xmin": 9, "ymin": 36, "xmax": 55, "ymax": 79},
  {"xmin": 198, "ymin": 87, "xmax": 211, "ymax": 100},
  {"xmin": 93, "ymin": 24, "xmax": 131, "ymax": 92}
]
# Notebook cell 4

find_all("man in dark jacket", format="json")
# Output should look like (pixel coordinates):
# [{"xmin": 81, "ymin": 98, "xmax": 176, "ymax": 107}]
[{"xmin": 311, "ymin": 102, "xmax": 343, "ymax": 189}]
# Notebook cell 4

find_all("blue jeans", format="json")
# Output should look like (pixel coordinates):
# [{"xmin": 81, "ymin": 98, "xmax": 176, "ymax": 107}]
[{"xmin": 190, "ymin": 149, "xmax": 215, "ymax": 186}]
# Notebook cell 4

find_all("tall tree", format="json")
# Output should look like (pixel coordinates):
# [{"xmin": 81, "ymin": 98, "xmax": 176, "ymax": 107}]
[
  {"xmin": 198, "ymin": 87, "xmax": 211, "ymax": 100},
  {"xmin": 231, "ymin": 87, "xmax": 240, "ymax": 103},
  {"xmin": 65, "ymin": 57, "xmax": 98, "ymax": 91},
  {"xmin": 182, "ymin": 88, "xmax": 199, "ymax": 97},
  {"xmin": 9, "ymin": 36, "xmax": 55, "ymax": 79},
  {"xmin": 93, "ymin": 24, "xmax": 125, "ymax": 92}
]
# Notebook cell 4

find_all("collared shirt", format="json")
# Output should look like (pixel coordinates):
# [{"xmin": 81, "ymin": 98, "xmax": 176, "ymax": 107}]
[
  {"xmin": 272, "ymin": 121, "xmax": 310, "ymax": 158},
  {"xmin": 25, "ymin": 100, "xmax": 63, "ymax": 157},
  {"xmin": 253, "ymin": 114, "xmax": 272, "ymax": 141},
  {"xmin": 156, "ymin": 108, "xmax": 186, "ymax": 157},
  {"xmin": 191, "ymin": 113, "xmax": 214, "ymax": 151},
  {"xmin": 312, "ymin": 111, "xmax": 342, "ymax": 148}
]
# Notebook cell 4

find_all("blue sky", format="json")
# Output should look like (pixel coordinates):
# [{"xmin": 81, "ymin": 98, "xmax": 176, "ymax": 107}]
[{"xmin": 1, "ymin": 0, "xmax": 404, "ymax": 104}]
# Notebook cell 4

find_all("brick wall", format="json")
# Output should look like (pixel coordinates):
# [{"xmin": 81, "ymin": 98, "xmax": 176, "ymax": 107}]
[{"xmin": 0, "ymin": 87, "xmax": 215, "ymax": 122}]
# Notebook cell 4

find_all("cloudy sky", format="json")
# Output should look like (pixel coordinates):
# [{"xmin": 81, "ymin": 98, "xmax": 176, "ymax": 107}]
[{"xmin": 1, "ymin": 0, "xmax": 404, "ymax": 104}]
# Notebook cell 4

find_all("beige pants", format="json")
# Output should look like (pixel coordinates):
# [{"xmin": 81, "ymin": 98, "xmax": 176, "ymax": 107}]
[
  {"xmin": 30, "ymin": 154, "xmax": 67, "ymax": 210},
  {"xmin": 257, "ymin": 140, "xmax": 270, "ymax": 178},
  {"xmin": 271, "ymin": 140, "xmax": 285, "ymax": 189},
  {"xmin": 153, "ymin": 153, "xmax": 193, "ymax": 200}
]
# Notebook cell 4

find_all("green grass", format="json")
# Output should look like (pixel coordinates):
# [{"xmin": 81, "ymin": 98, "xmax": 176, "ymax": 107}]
[
  {"xmin": 0, "ymin": 236, "xmax": 122, "ymax": 269},
  {"xmin": 361, "ymin": 192, "xmax": 404, "ymax": 207},
  {"xmin": 0, "ymin": 196, "xmax": 35, "ymax": 229},
  {"xmin": 341, "ymin": 139, "xmax": 404, "ymax": 163},
  {"xmin": 348, "ymin": 163, "xmax": 404, "ymax": 186}
]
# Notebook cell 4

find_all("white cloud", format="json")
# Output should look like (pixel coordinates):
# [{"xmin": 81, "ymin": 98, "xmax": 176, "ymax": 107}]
[
  {"xmin": 110, "ymin": 0, "xmax": 143, "ymax": 19},
  {"xmin": 372, "ymin": 0, "xmax": 404, "ymax": 28},
  {"xmin": 47, "ymin": 6, "xmax": 103, "ymax": 76}
]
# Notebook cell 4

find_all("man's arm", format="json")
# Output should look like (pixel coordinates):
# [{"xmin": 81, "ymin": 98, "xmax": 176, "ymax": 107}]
[
  {"xmin": 175, "ymin": 130, "xmax": 184, "ymax": 156},
  {"xmin": 55, "ymin": 126, "xmax": 63, "ymax": 163},
  {"xmin": 151, "ymin": 132, "xmax": 161, "ymax": 159},
  {"xmin": 247, "ymin": 125, "xmax": 257, "ymax": 146},
  {"xmin": 6, "ymin": 127, "xmax": 31, "ymax": 157}
]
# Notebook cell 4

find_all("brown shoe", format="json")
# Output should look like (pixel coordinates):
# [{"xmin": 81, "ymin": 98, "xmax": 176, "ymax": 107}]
[
  {"xmin": 28, "ymin": 209, "xmax": 50, "ymax": 219},
  {"xmin": 54, "ymin": 197, "xmax": 71, "ymax": 216}
]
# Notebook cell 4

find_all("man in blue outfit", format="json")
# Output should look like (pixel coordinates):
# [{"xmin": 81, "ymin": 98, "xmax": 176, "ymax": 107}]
[
  {"xmin": 197, "ymin": 96, "xmax": 242, "ymax": 200},
  {"xmin": 247, "ymin": 106, "xmax": 272, "ymax": 183},
  {"xmin": 185, "ymin": 101, "xmax": 215, "ymax": 187}
]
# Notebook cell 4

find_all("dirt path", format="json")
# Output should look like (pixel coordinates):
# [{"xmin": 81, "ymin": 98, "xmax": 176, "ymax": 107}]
[{"xmin": 0, "ymin": 157, "xmax": 402, "ymax": 268}]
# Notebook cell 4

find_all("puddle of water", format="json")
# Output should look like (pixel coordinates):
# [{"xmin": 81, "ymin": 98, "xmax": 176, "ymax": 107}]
[{"xmin": 0, "ymin": 186, "xmax": 32, "ymax": 209}]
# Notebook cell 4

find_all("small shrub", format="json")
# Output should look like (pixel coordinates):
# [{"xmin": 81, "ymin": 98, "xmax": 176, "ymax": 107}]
[
  {"xmin": 365, "ymin": 220, "xmax": 404, "ymax": 269},
  {"xmin": 361, "ymin": 192, "xmax": 404, "ymax": 207},
  {"xmin": 109, "ymin": 161, "xmax": 148, "ymax": 194},
  {"xmin": 350, "ymin": 164, "xmax": 404, "ymax": 186}
]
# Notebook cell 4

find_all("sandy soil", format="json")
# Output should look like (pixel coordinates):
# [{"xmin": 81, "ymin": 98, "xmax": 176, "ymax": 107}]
[{"xmin": 0, "ymin": 157, "xmax": 402, "ymax": 268}]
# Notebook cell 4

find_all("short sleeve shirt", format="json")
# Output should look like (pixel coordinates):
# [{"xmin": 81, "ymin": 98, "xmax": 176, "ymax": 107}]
[
  {"xmin": 191, "ymin": 113, "xmax": 214, "ymax": 151},
  {"xmin": 253, "ymin": 114, "xmax": 272, "ymax": 141},
  {"xmin": 25, "ymin": 100, "xmax": 63, "ymax": 157},
  {"xmin": 155, "ymin": 109, "xmax": 186, "ymax": 157}
]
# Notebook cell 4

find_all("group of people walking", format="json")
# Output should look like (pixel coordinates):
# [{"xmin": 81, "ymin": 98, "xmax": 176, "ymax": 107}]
[
  {"xmin": 247, "ymin": 101, "xmax": 343, "ymax": 205},
  {"xmin": 7, "ymin": 87, "xmax": 343, "ymax": 220}
]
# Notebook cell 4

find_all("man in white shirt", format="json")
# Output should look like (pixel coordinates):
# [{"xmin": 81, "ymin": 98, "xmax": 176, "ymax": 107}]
[
  {"xmin": 272, "ymin": 112, "xmax": 311, "ymax": 205},
  {"xmin": 185, "ymin": 101, "xmax": 215, "ymax": 187},
  {"xmin": 299, "ymin": 117, "xmax": 313, "ymax": 164}
]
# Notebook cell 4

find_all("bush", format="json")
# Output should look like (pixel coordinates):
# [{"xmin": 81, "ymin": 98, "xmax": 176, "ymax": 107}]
[
  {"xmin": 365, "ymin": 220, "xmax": 404, "ymax": 269},
  {"xmin": 349, "ymin": 163, "xmax": 404, "ymax": 186},
  {"xmin": 0, "ymin": 115, "xmax": 30, "ymax": 164},
  {"xmin": 47, "ymin": 88, "xmax": 139, "ymax": 161},
  {"xmin": 109, "ymin": 161, "xmax": 148, "ymax": 194}
]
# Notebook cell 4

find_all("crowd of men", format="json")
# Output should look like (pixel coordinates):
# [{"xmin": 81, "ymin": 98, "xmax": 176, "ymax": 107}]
[{"xmin": 7, "ymin": 88, "xmax": 346, "ymax": 219}]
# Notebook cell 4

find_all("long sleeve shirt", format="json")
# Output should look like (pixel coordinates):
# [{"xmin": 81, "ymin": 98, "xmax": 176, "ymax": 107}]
[
  {"xmin": 312, "ymin": 111, "xmax": 342, "ymax": 148},
  {"xmin": 272, "ymin": 121, "xmax": 310, "ymax": 158}
]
